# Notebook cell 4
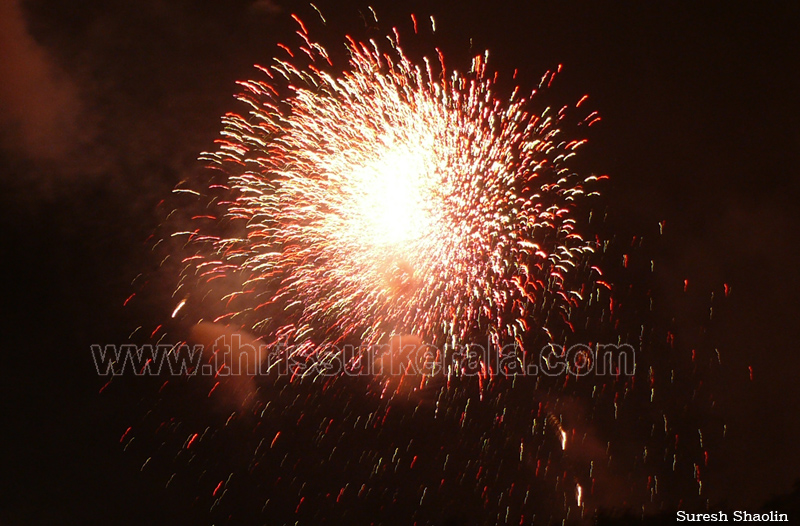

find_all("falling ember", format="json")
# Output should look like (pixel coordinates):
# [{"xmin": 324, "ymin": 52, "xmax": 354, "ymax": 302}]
[
  {"xmin": 174, "ymin": 15, "xmax": 600, "ymax": 364},
  {"xmin": 547, "ymin": 413, "xmax": 568, "ymax": 450},
  {"xmin": 171, "ymin": 298, "xmax": 187, "ymax": 318}
]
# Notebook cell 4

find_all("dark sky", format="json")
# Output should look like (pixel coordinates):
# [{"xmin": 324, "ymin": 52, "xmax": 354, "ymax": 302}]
[{"xmin": 2, "ymin": 1, "xmax": 799, "ymax": 524}]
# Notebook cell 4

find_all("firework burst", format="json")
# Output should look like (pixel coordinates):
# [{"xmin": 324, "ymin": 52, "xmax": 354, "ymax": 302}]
[
  {"xmin": 175, "ymin": 15, "xmax": 601, "ymax": 367},
  {"xmin": 119, "ymin": 14, "xmax": 724, "ymax": 525}
]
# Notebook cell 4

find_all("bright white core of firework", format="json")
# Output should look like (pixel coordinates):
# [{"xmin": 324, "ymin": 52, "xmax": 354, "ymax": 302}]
[{"xmin": 344, "ymin": 144, "xmax": 433, "ymax": 250}]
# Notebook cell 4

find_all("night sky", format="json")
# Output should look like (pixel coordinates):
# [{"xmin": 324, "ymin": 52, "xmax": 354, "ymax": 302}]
[{"xmin": 2, "ymin": 1, "xmax": 799, "ymax": 524}]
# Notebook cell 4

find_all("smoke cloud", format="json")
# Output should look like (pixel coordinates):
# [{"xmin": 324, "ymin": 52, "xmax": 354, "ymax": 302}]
[{"xmin": 0, "ymin": 0, "xmax": 83, "ymax": 161}]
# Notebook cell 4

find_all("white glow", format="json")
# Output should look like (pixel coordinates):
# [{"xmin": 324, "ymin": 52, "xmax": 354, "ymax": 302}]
[{"xmin": 351, "ymin": 146, "xmax": 431, "ymax": 248}]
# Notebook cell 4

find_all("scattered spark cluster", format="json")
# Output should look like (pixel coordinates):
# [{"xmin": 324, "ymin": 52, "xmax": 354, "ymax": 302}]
[{"xmin": 121, "ymin": 12, "xmax": 726, "ymax": 525}]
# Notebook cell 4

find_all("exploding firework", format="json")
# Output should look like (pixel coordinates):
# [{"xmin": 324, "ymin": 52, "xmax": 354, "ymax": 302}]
[
  {"xmin": 121, "ymin": 12, "xmax": 722, "ymax": 526},
  {"xmin": 171, "ymin": 13, "xmax": 602, "ymax": 369}
]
